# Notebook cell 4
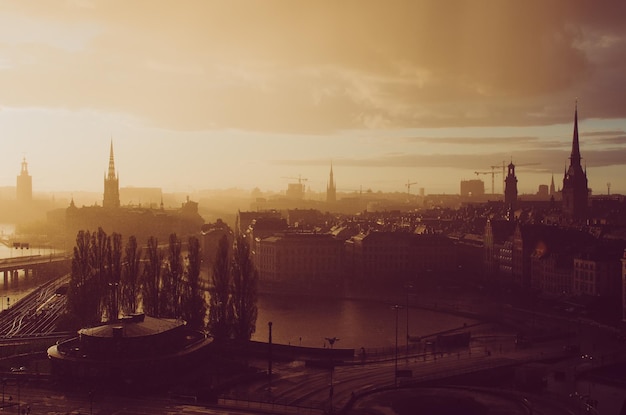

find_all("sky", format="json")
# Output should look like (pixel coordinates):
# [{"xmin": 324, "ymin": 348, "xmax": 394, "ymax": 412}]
[{"xmin": 1, "ymin": 1, "xmax": 626, "ymax": 197}]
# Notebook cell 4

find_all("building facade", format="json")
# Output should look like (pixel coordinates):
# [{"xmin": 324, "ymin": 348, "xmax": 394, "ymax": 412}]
[
  {"xmin": 345, "ymin": 232, "xmax": 456, "ymax": 284},
  {"xmin": 255, "ymin": 232, "xmax": 344, "ymax": 288}
]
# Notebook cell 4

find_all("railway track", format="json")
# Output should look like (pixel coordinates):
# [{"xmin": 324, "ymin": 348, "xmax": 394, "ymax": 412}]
[{"xmin": 0, "ymin": 274, "xmax": 69, "ymax": 338}]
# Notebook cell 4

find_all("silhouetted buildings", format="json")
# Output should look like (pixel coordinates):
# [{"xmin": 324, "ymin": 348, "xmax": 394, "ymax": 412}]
[
  {"xmin": 52, "ymin": 142, "xmax": 203, "ymax": 246},
  {"xmin": 345, "ymin": 232, "xmax": 456, "ymax": 285},
  {"xmin": 460, "ymin": 179, "xmax": 485, "ymax": 198},
  {"xmin": 255, "ymin": 232, "xmax": 344, "ymax": 289}
]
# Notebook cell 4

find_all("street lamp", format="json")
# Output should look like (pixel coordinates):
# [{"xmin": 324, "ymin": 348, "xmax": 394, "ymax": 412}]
[
  {"xmin": 392, "ymin": 304, "xmax": 402, "ymax": 387},
  {"xmin": 108, "ymin": 282, "xmax": 120, "ymax": 322},
  {"xmin": 268, "ymin": 321, "xmax": 273, "ymax": 396},
  {"xmin": 325, "ymin": 336, "xmax": 339, "ymax": 414},
  {"xmin": 405, "ymin": 282, "xmax": 414, "ymax": 362}
]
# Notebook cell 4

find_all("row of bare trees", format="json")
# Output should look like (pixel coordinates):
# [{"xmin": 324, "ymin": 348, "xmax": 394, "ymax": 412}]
[
  {"xmin": 66, "ymin": 228, "xmax": 258, "ymax": 341},
  {"xmin": 208, "ymin": 234, "xmax": 258, "ymax": 343}
]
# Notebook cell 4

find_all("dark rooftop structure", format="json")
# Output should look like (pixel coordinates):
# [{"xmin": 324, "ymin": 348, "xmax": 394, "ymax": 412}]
[{"xmin": 47, "ymin": 313, "xmax": 211, "ymax": 384}]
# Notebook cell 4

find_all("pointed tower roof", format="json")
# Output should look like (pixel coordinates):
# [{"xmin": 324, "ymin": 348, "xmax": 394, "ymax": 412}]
[
  {"xmin": 570, "ymin": 101, "xmax": 581, "ymax": 167},
  {"xmin": 107, "ymin": 139, "xmax": 117, "ymax": 180}
]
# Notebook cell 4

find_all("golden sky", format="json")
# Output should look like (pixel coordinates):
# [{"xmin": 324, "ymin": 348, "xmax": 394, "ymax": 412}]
[{"xmin": 1, "ymin": 1, "xmax": 625, "ymax": 195}]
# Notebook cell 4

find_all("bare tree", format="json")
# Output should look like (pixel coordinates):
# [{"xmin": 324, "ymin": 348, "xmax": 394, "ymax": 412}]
[
  {"xmin": 208, "ymin": 235, "xmax": 232, "ymax": 341},
  {"xmin": 121, "ymin": 235, "xmax": 142, "ymax": 315},
  {"xmin": 90, "ymin": 227, "xmax": 110, "ymax": 319},
  {"xmin": 231, "ymin": 234, "xmax": 258, "ymax": 342},
  {"xmin": 182, "ymin": 236, "xmax": 207, "ymax": 330},
  {"xmin": 142, "ymin": 236, "xmax": 164, "ymax": 317},
  {"xmin": 68, "ymin": 230, "xmax": 100, "ymax": 327},
  {"xmin": 104, "ymin": 232, "xmax": 123, "ymax": 321},
  {"xmin": 162, "ymin": 233, "xmax": 183, "ymax": 318}
]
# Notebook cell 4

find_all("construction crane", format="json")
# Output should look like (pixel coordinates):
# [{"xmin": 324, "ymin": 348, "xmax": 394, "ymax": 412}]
[
  {"xmin": 405, "ymin": 180, "xmax": 418, "ymax": 195},
  {"xmin": 281, "ymin": 175, "xmax": 308, "ymax": 199},
  {"xmin": 281, "ymin": 175, "xmax": 308, "ymax": 185},
  {"xmin": 492, "ymin": 163, "xmax": 506, "ymax": 194},
  {"xmin": 474, "ymin": 170, "xmax": 502, "ymax": 195}
]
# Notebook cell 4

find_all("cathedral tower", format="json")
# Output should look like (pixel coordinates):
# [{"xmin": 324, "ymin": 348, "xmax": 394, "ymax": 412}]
[
  {"xmin": 103, "ymin": 140, "xmax": 120, "ymax": 209},
  {"xmin": 504, "ymin": 161, "xmax": 518, "ymax": 215},
  {"xmin": 326, "ymin": 162, "xmax": 336, "ymax": 203},
  {"xmin": 16, "ymin": 157, "xmax": 32, "ymax": 203},
  {"xmin": 562, "ymin": 103, "xmax": 588, "ymax": 221}
]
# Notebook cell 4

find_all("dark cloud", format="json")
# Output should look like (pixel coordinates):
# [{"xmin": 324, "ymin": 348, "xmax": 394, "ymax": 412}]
[
  {"xmin": 404, "ymin": 136, "xmax": 540, "ymax": 145},
  {"xmin": 1, "ymin": 1, "xmax": 626, "ymax": 132},
  {"xmin": 272, "ymin": 144, "xmax": 626, "ymax": 175},
  {"xmin": 592, "ymin": 135, "xmax": 626, "ymax": 145},
  {"xmin": 583, "ymin": 130, "xmax": 626, "ymax": 137}
]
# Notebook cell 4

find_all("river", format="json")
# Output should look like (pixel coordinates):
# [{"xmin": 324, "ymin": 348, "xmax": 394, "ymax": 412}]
[{"xmin": 252, "ymin": 291, "xmax": 479, "ymax": 350}]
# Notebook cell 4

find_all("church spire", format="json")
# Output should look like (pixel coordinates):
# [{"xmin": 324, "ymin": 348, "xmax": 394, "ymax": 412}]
[
  {"xmin": 107, "ymin": 139, "xmax": 117, "ymax": 180},
  {"xmin": 326, "ymin": 161, "xmax": 337, "ymax": 203},
  {"xmin": 103, "ymin": 139, "xmax": 120, "ymax": 209},
  {"xmin": 570, "ymin": 100, "xmax": 582, "ymax": 167},
  {"xmin": 562, "ymin": 100, "xmax": 588, "ymax": 221}
]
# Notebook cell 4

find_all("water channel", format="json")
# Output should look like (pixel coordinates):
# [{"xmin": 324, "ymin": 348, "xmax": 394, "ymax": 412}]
[{"xmin": 252, "ymin": 291, "xmax": 479, "ymax": 350}]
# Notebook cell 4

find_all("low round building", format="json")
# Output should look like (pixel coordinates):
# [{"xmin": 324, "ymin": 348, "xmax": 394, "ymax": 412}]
[{"xmin": 47, "ymin": 313, "xmax": 211, "ymax": 384}]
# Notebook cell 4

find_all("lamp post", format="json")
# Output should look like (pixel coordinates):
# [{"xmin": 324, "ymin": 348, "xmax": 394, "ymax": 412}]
[
  {"xmin": 392, "ymin": 305, "xmax": 402, "ymax": 387},
  {"xmin": 325, "ymin": 336, "xmax": 339, "ymax": 414},
  {"xmin": 108, "ymin": 282, "xmax": 119, "ymax": 322},
  {"xmin": 405, "ymin": 282, "xmax": 413, "ymax": 362},
  {"xmin": 268, "ymin": 322, "xmax": 273, "ymax": 395}
]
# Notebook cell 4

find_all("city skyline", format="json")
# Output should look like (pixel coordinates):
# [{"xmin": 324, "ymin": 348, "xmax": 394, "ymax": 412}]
[{"xmin": 1, "ymin": 1, "xmax": 626, "ymax": 195}]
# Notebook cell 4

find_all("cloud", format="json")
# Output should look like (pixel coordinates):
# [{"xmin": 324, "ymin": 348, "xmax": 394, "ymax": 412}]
[
  {"xmin": 1, "ymin": 1, "xmax": 626, "ymax": 132},
  {"xmin": 272, "ymin": 144, "xmax": 626, "ymax": 176}
]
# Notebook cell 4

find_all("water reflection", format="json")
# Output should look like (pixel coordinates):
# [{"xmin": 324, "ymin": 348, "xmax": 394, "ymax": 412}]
[{"xmin": 253, "ymin": 292, "xmax": 478, "ymax": 349}]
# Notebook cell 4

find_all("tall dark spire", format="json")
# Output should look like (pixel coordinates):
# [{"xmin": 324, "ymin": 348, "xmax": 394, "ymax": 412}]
[
  {"xmin": 103, "ymin": 139, "xmax": 120, "ymax": 209},
  {"xmin": 570, "ymin": 100, "xmax": 581, "ymax": 167},
  {"xmin": 562, "ymin": 101, "xmax": 588, "ymax": 221},
  {"xmin": 326, "ymin": 161, "xmax": 337, "ymax": 203},
  {"xmin": 107, "ymin": 139, "xmax": 117, "ymax": 180}
]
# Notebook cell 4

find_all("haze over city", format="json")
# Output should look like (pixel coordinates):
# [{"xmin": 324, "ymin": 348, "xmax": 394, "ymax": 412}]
[{"xmin": 1, "ymin": 1, "xmax": 625, "ymax": 195}]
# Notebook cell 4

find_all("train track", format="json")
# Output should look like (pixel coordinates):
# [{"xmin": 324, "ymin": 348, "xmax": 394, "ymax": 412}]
[{"xmin": 0, "ymin": 274, "xmax": 69, "ymax": 338}]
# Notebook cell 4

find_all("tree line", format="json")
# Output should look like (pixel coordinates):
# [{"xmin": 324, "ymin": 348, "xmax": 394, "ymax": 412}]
[{"xmin": 64, "ymin": 228, "xmax": 258, "ymax": 342}]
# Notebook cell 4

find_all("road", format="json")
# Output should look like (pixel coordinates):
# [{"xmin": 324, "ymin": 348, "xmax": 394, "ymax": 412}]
[
  {"xmin": 1, "ymin": 381, "xmax": 283, "ymax": 415},
  {"xmin": 230, "ymin": 299, "xmax": 623, "ymax": 415},
  {"xmin": 235, "ymin": 335, "xmax": 581, "ymax": 413}
]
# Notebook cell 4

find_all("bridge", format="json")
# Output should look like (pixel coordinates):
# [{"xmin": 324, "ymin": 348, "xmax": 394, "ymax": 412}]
[{"xmin": 0, "ymin": 254, "xmax": 71, "ymax": 289}]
